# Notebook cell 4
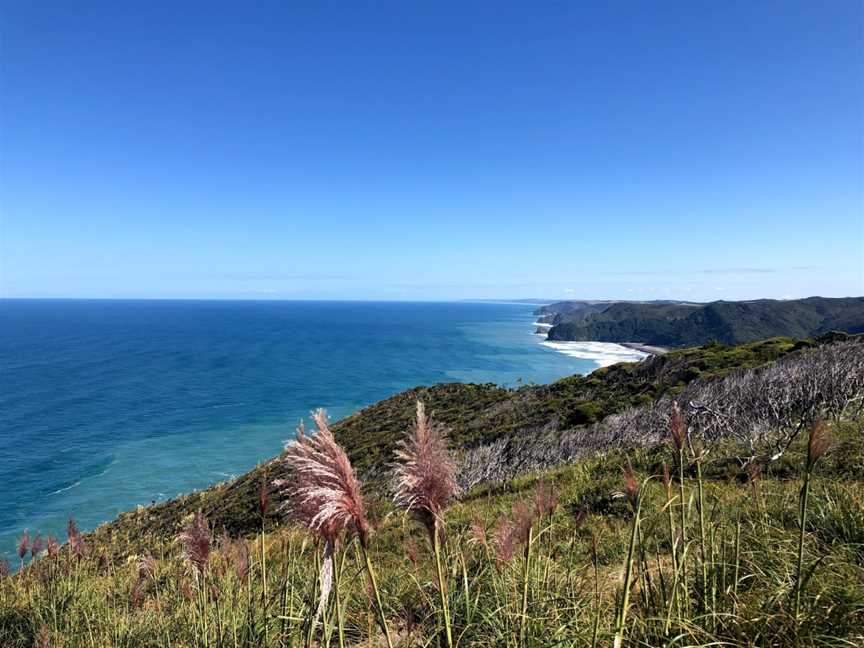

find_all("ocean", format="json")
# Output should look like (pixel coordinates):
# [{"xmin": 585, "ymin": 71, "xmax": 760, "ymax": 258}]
[{"xmin": 0, "ymin": 299, "xmax": 645, "ymax": 561}]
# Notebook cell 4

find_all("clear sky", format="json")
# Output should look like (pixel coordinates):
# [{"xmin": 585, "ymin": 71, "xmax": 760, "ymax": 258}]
[{"xmin": 1, "ymin": 1, "xmax": 861, "ymax": 301}]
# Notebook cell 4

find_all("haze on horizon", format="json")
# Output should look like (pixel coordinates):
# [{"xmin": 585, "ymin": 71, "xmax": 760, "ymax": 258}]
[{"xmin": 1, "ymin": 2, "xmax": 861, "ymax": 302}]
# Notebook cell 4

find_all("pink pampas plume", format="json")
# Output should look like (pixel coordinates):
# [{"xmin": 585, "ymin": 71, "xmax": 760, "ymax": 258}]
[
  {"xmin": 392, "ymin": 400, "xmax": 460, "ymax": 542},
  {"xmin": 275, "ymin": 409, "xmax": 371, "ymax": 626},
  {"xmin": 179, "ymin": 511, "xmax": 211, "ymax": 577},
  {"xmin": 275, "ymin": 409, "xmax": 370, "ymax": 546},
  {"xmin": 17, "ymin": 530, "xmax": 29, "ymax": 562}
]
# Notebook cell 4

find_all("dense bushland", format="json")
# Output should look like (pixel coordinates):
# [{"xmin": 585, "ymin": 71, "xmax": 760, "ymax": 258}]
[{"xmin": 542, "ymin": 297, "xmax": 864, "ymax": 347}]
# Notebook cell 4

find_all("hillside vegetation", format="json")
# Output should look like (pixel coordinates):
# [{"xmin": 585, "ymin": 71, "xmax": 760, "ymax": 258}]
[
  {"xmin": 1, "ymin": 335, "xmax": 862, "ymax": 647},
  {"xmin": 542, "ymin": 297, "xmax": 864, "ymax": 347},
  {"xmin": 68, "ymin": 336, "xmax": 807, "ymax": 546}
]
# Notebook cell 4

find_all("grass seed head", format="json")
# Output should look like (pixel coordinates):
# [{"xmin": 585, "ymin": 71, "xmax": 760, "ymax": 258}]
[
  {"xmin": 180, "ymin": 578, "xmax": 195, "ymax": 601},
  {"xmin": 392, "ymin": 400, "xmax": 460, "ymax": 542},
  {"xmin": 746, "ymin": 462, "xmax": 762, "ymax": 498},
  {"xmin": 470, "ymin": 517, "xmax": 489, "ymax": 548},
  {"xmin": 669, "ymin": 401, "xmax": 686, "ymax": 453},
  {"xmin": 662, "ymin": 462, "xmax": 672, "ymax": 492},
  {"xmin": 179, "ymin": 511, "xmax": 211, "ymax": 576},
  {"xmin": 493, "ymin": 516, "xmax": 518, "ymax": 563},
  {"xmin": 17, "ymin": 530, "xmax": 29, "ymax": 560},
  {"xmin": 571, "ymin": 507, "xmax": 588, "ymax": 531},
  {"xmin": 66, "ymin": 518, "xmax": 78, "ymax": 543},
  {"xmin": 259, "ymin": 476, "xmax": 271, "ymax": 517},
  {"xmin": 494, "ymin": 496, "xmax": 538, "ymax": 563},
  {"xmin": 138, "ymin": 553, "xmax": 157, "ymax": 581},
  {"xmin": 30, "ymin": 534, "xmax": 44, "ymax": 559},
  {"xmin": 232, "ymin": 540, "xmax": 250, "ymax": 582},
  {"xmin": 621, "ymin": 457, "xmax": 640, "ymax": 508},
  {"xmin": 277, "ymin": 408, "xmax": 370, "ymax": 547},
  {"xmin": 131, "ymin": 579, "xmax": 146, "ymax": 609},
  {"xmin": 66, "ymin": 518, "xmax": 89, "ymax": 559},
  {"xmin": 46, "ymin": 536, "xmax": 60, "ymax": 558},
  {"xmin": 533, "ymin": 479, "xmax": 559, "ymax": 518},
  {"xmin": 807, "ymin": 418, "xmax": 833, "ymax": 468}
]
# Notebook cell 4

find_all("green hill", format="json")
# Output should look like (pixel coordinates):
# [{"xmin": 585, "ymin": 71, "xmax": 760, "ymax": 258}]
[
  {"xmin": 74, "ymin": 336, "xmax": 817, "ymax": 547},
  {"xmin": 2, "ymin": 335, "xmax": 862, "ymax": 647},
  {"xmin": 544, "ymin": 296, "xmax": 864, "ymax": 346}
]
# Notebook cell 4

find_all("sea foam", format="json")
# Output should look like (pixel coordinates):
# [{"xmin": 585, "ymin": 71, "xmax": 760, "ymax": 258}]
[{"xmin": 539, "ymin": 340, "xmax": 648, "ymax": 367}]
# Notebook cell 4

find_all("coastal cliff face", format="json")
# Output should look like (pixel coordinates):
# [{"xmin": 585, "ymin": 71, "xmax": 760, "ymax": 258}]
[{"xmin": 539, "ymin": 296, "xmax": 864, "ymax": 347}]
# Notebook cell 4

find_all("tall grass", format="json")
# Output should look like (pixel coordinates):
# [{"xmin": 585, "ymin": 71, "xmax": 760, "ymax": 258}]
[{"xmin": 1, "ymin": 407, "xmax": 862, "ymax": 647}]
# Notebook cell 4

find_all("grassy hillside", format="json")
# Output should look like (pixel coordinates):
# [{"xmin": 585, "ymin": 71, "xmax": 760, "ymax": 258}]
[
  {"xmin": 67, "ymin": 336, "xmax": 806, "ymax": 549},
  {"xmin": 1, "ymin": 335, "xmax": 862, "ymax": 647},
  {"xmin": 545, "ymin": 296, "xmax": 864, "ymax": 347},
  {"xmin": 1, "ymin": 421, "xmax": 861, "ymax": 647}
]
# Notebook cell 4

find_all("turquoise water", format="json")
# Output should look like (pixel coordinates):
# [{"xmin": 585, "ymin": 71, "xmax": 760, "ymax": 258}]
[{"xmin": 0, "ymin": 300, "xmax": 600, "ymax": 561}]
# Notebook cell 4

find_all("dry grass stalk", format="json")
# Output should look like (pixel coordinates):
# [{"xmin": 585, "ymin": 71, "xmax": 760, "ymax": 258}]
[
  {"xmin": 669, "ymin": 401, "xmax": 686, "ymax": 453},
  {"xmin": 31, "ymin": 534, "xmax": 44, "ymax": 559},
  {"xmin": 392, "ymin": 400, "xmax": 460, "ymax": 542},
  {"xmin": 231, "ymin": 540, "xmax": 250, "ymax": 582},
  {"xmin": 275, "ymin": 409, "xmax": 369, "ymax": 546},
  {"xmin": 620, "ymin": 457, "xmax": 640, "ymax": 508},
  {"xmin": 46, "ymin": 536, "xmax": 60, "ymax": 559},
  {"xmin": 807, "ymin": 418, "xmax": 832, "ymax": 468},
  {"xmin": 470, "ymin": 517, "xmax": 489, "ymax": 548},
  {"xmin": 17, "ymin": 531, "xmax": 29, "ymax": 564},
  {"xmin": 138, "ymin": 553, "xmax": 157, "ymax": 581},
  {"xmin": 275, "ymin": 409, "xmax": 389, "ymax": 643},
  {"xmin": 67, "ymin": 518, "xmax": 88, "ymax": 559},
  {"xmin": 392, "ymin": 400, "xmax": 461, "ymax": 648},
  {"xmin": 533, "ymin": 478, "xmax": 559, "ymax": 518},
  {"xmin": 493, "ymin": 482, "xmax": 551, "ymax": 564},
  {"xmin": 179, "ymin": 511, "xmax": 211, "ymax": 577},
  {"xmin": 795, "ymin": 418, "xmax": 834, "ymax": 620}
]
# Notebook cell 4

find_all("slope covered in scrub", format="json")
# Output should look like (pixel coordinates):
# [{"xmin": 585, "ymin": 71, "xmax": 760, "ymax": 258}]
[
  {"xmin": 74, "ymin": 335, "xmax": 843, "ymax": 554},
  {"xmin": 543, "ymin": 296, "xmax": 864, "ymax": 347}
]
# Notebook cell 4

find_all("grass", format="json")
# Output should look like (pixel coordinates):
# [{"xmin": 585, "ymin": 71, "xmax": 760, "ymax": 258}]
[
  {"xmin": 1, "ymin": 418, "xmax": 862, "ymax": 647},
  {"xmin": 50, "ymin": 335, "xmax": 821, "ymax": 557}
]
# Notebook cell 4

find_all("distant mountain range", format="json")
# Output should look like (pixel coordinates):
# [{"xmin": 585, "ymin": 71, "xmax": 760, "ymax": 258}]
[{"xmin": 536, "ymin": 296, "xmax": 864, "ymax": 347}]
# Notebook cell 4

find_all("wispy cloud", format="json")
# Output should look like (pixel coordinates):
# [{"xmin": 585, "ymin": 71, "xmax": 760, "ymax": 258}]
[
  {"xmin": 611, "ymin": 266, "xmax": 818, "ymax": 276},
  {"xmin": 226, "ymin": 273, "xmax": 358, "ymax": 281}
]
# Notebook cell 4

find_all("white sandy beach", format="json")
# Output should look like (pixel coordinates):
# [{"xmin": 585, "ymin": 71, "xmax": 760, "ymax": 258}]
[{"xmin": 537, "ymin": 338, "xmax": 649, "ymax": 367}]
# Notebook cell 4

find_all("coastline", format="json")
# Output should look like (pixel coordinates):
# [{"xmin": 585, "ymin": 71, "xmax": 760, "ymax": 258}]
[
  {"xmin": 532, "ymin": 320, "xmax": 653, "ymax": 367},
  {"xmin": 537, "ymin": 338, "xmax": 649, "ymax": 367},
  {"xmin": 620, "ymin": 342, "xmax": 670, "ymax": 355}
]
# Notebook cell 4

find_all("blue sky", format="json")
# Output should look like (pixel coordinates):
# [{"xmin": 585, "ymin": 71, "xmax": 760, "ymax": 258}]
[{"xmin": 1, "ymin": 1, "xmax": 861, "ymax": 301}]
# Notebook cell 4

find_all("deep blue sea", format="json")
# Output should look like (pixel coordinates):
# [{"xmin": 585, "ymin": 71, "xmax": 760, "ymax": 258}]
[{"xmin": 0, "ymin": 300, "xmax": 642, "ymax": 562}]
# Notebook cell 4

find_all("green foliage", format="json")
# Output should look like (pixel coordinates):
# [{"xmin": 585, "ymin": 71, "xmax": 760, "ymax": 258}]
[
  {"xmin": 3, "ymin": 336, "xmax": 862, "ymax": 646},
  {"xmin": 545, "ymin": 297, "xmax": 864, "ymax": 347},
  {"xmin": 2, "ymin": 430, "xmax": 862, "ymax": 647},
  {"xmin": 65, "ymin": 336, "xmax": 829, "ymax": 565}
]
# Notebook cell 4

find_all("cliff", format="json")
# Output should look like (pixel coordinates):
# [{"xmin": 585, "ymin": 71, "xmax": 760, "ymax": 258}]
[{"xmin": 542, "ymin": 296, "xmax": 864, "ymax": 347}]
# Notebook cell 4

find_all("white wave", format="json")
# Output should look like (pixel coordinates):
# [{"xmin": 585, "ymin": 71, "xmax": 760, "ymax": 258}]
[
  {"xmin": 539, "ymin": 340, "xmax": 648, "ymax": 368},
  {"xmin": 533, "ymin": 321, "xmax": 553, "ymax": 328},
  {"xmin": 210, "ymin": 402, "xmax": 245, "ymax": 409},
  {"xmin": 52, "ymin": 480, "xmax": 81, "ymax": 495}
]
